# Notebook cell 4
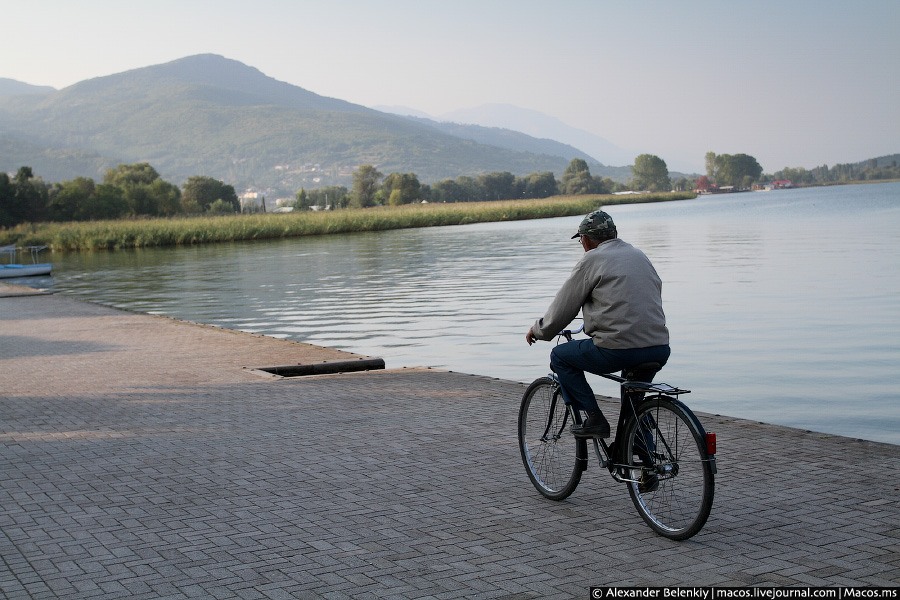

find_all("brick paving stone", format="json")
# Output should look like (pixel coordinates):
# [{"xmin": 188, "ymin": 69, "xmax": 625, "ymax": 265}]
[{"xmin": 2, "ymin": 288, "xmax": 900, "ymax": 598}]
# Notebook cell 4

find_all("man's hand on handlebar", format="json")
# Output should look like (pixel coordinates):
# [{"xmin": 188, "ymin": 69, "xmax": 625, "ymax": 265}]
[{"xmin": 526, "ymin": 321, "xmax": 584, "ymax": 345}]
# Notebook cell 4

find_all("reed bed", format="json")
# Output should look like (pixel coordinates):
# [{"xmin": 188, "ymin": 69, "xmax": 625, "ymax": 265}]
[{"xmin": 1, "ymin": 192, "xmax": 694, "ymax": 252}]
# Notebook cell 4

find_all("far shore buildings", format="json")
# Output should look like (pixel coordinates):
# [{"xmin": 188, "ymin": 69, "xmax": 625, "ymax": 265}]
[
  {"xmin": 239, "ymin": 190, "xmax": 295, "ymax": 213},
  {"xmin": 239, "ymin": 191, "xmax": 264, "ymax": 212},
  {"xmin": 697, "ymin": 178, "xmax": 794, "ymax": 194}
]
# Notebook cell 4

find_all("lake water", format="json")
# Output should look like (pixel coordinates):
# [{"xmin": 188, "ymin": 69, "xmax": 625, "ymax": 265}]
[{"xmin": 21, "ymin": 182, "xmax": 900, "ymax": 445}]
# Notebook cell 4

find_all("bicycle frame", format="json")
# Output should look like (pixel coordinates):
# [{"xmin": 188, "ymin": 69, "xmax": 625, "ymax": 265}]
[{"xmin": 550, "ymin": 367, "xmax": 715, "ymax": 485}]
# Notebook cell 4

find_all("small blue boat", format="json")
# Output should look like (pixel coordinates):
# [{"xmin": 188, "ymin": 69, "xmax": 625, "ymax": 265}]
[{"xmin": 0, "ymin": 245, "xmax": 52, "ymax": 279}]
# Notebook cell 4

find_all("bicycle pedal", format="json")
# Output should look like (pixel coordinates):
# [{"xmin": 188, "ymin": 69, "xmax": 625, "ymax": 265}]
[{"xmin": 571, "ymin": 429, "xmax": 609, "ymax": 438}]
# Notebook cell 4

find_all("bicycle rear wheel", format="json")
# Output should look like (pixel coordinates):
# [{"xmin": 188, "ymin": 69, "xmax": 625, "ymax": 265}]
[
  {"xmin": 518, "ymin": 377, "xmax": 586, "ymax": 500},
  {"xmin": 622, "ymin": 396, "xmax": 714, "ymax": 540}
]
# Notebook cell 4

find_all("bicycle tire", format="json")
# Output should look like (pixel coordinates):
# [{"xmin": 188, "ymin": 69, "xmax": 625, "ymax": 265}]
[
  {"xmin": 518, "ymin": 377, "xmax": 586, "ymax": 500},
  {"xmin": 622, "ymin": 396, "xmax": 714, "ymax": 540}
]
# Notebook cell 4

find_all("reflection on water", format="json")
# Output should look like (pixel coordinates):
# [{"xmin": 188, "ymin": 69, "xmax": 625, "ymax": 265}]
[{"xmin": 40, "ymin": 182, "xmax": 900, "ymax": 445}]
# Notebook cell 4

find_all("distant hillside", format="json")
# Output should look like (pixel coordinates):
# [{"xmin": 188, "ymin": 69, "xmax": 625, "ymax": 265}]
[
  {"xmin": 440, "ymin": 103, "xmax": 636, "ymax": 167},
  {"xmin": 397, "ymin": 116, "xmax": 632, "ymax": 183},
  {"xmin": 0, "ymin": 78, "xmax": 56, "ymax": 97},
  {"xmin": 872, "ymin": 153, "xmax": 900, "ymax": 167},
  {"xmin": 0, "ymin": 133, "xmax": 116, "ymax": 181},
  {"xmin": 0, "ymin": 54, "xmax": 614, "ymax": 193},
  {"xmin": 375, "ymin": 104, "xmax": 635, "ymax": 182}
]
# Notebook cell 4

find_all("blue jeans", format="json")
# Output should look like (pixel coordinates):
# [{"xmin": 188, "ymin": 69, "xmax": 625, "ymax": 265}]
[{"xmin": 549, "ymin": 340, "xmax": 671, "ymax": 413}]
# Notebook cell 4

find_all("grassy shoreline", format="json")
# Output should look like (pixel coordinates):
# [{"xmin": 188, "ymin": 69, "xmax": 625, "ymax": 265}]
[{"xmin": 1, "ymin": 192, "xmax": 694, "ymax": 252}]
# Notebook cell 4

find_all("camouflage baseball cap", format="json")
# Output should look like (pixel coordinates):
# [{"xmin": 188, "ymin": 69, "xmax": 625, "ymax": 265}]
[{"xmin": 571, "ymin": 209, "xmax": 616, "ymax": 239}]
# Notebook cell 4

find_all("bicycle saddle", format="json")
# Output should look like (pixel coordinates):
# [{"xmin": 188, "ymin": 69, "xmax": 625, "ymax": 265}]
[{"xmin": 622, "ymin": 362, "xmax": 661, "ymax": 381}]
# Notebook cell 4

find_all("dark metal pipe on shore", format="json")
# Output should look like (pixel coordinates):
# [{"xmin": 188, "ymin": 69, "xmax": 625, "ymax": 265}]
[{"xmin": 257, "ymin": 358, "xmax": 386, "ymax": 377}]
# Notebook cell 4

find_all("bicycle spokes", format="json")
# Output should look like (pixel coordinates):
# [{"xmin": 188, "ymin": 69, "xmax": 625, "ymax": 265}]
[
  {"xmin": 519, "ymin": 377, "xmax": 585, "ymax": 501},
  {"xmin": 632, "ymin": 409, "xmax": 677, "ymax": 480},
  {"xmin": 624, "ymin": 397, "xmax": 715, "ymax": 540}
]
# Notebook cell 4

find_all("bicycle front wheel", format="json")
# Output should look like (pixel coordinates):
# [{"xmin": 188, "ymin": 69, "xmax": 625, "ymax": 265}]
[
  {"xmin": 518, "ymin": 377, "xmax": 586, "ymax": 500},
  {"xmin": 622, "ymin": 396, "xmax": 715, "ymax": 540}
]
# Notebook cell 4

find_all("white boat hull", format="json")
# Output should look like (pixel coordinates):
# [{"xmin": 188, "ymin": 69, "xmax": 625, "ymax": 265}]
[{"xmin": 0, "ymin": 263, "xmax": 52, "ymax": 278}]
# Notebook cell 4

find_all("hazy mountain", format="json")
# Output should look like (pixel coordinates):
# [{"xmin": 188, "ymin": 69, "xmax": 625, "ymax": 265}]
[
  {"xmin": 374, "ymin": 105, "xmax": 634, "ymax": 182},
  {"xmin": 372, "ymin": 105, "xmax": 433, "ymax": 119},
  {"xmin": 0, "ymin": 54, "xmax": 620, "ymax": 193},
  {"xmin": 0, "ymin": 78, "xmax": 56, "ymax": 97},
  {"xmin": 0, "ymin": 133, "xmax": 116, "ymax": 181},
  {"xmin": 440, "ymin": 103, "xmax": 636, "ymax": 167},
  {"xmin": 381, "ymin": 114, "xmax": 594, "ymax": 165}
]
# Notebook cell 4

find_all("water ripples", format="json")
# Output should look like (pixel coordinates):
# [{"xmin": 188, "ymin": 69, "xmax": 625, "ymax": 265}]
[{"xmin": 44, "ymin": 183, "xmax": 900, "ymax": 444}]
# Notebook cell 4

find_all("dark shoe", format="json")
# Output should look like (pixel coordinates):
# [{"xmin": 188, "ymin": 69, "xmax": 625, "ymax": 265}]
[
  {"xmin": 571, "ymin": 411, "xmax": 610, "ymax": 438},
  {"xmin": 638, "ymin": 472, "xmax": 659, "ymax": 494}
]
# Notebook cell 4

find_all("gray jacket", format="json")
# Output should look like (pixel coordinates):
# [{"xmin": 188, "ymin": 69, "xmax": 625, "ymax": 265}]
[{"xmin": 532, "ymin": 238, "xmax": 669, "ymax": 349}]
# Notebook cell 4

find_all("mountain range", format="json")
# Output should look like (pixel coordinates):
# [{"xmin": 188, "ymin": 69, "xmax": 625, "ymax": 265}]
[
  {"xmin": 378, "ymin": 103, "xmax": 637, "ymax": 168},
  {"xmin": 0, "ymin": 54, "xmax": 637, "ymax": 195}
]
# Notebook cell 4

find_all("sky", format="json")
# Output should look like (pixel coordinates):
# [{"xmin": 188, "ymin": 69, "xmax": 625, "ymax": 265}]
[{"xmin": 3, "ymin": 0, "xmax": 898, "ymax": 173}]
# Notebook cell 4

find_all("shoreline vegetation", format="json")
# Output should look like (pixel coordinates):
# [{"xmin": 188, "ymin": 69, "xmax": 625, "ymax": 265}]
[{"xmin": 2, "ymin": 192, "xmax": 694, "ymax": 252}]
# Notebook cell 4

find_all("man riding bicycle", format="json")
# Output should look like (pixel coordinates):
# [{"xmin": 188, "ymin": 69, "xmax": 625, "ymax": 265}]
[{"xmin": 525, "ymin": 209, "xmax": 670, "ymax": 438}]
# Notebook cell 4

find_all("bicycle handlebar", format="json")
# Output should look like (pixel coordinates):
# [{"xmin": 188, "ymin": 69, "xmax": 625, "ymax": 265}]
[{"xmin": 559, "ymin": 323, "xmax": 585, "ymax": 342}]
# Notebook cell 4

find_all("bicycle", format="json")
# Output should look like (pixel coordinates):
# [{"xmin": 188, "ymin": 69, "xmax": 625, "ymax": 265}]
[{"xmin": 518, "ymin": 324, "xmax": 716, "ymax": 540}]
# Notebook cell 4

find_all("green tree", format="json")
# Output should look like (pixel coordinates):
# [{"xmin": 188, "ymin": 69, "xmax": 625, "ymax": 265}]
[
  {"xmin": 5, "ymin": 167, "xmax": 49, "ymax": 224},
  {"xmin": 671, "ymin": 177, "xmax": 693, "ymax": 192},
  {"xmin": 560, "ymin": 159, "xmax": 597, "ymax": 195},
  {"xmin": 102, "ymin": 163, "xmax": 181, "ymax": 216},
  {"xmin": 524, "ymin": 171, "xmax": 558, "ymax": 198},
  {"xmin": 207, "ymin": 199, "xmax": 235, "ymax": 215},
  {"xmin": 84, "ymin": 184, "xmax": 129, "ymax": 220},
  {"xmin": 631, "ymin": 154, "xmax": 671, "ymax": 192},
  {"xmin": 430, "ymin": 179, "xmax": 464, "ymax": 202},
  {"xmin": 48, "ymin": 177, "xmax": 95, "ymax": 221},
  {"xmin": 705, "ymin": 151, "xmax": 718, "ymax": 180},
  {"xmin": 182, "ymin": 176, "xmax": 239, "ymax": 214},
  {"xmin": 713, "ymin": 153, "xmax": 762, "ymax": 188},
  {"xmin": 454, "ymin": 176, "xmax": 480, "ymax": 201},
  {"xmin": 151, "ymin": 179, "xmax": 183, "ymax": 216},
  {"xmin": 0, "ymin": 172, "xmax": 15, "ymax": 227},
  {"xmin": 772, "ymin": 166, "xmax": 814, "ymax": 186},
  {"xmin": 47, "ymin": 177, "xmax": 129, "ymax": 222},
  {"xmin": 593, "ymin": 176, "xmax": 615, "ymax": 195},
  {"xmin": 104, "ymin": 163, "xmax": 161, "ymax": 188},
  {"xmin": 126, "ymin": 184, "xmax": 157, "ymax": 215},
  {"xmin": 382, "ymin": 172, "xmax": 421, "ymax": 206},
  {"xmin": 305, "ymin": 186, "xmax": 348, "ymax": 209},
  {"xmin": 476, "ymin": 172, "xmax": 516, "ymax": 200},
  {"xmin": 351, "ymin": 164, "xmax": 383, "ymax": 208},
  {"xmin": 430, "ymin": 175, "xmax": 496, "ymax": 202},
  {"xmin": 294, "ymin": 188, "xmax": 311, "ymax": 210}
]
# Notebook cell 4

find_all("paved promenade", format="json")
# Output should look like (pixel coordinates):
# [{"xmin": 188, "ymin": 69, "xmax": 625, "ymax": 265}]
[{"xmin": 2, "ymin": 283, "xmax": 898, "ymax": 598}]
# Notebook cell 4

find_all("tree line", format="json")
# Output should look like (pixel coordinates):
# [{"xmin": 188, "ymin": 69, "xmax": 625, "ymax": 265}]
[
  {"xmin": 770, "ymin": 156, "xmax": 900, "ymax": 186},
  {"xmin": 0, "ymin": 164, "xmax": 239, "ymax": 228},
  {"xmin": 315, "ymin": 153, "xmax": 762, "ymax": 208},
  {"xmin": 4, "ymin": 159, "xmax": 634, "ymax": 226},
  {"xmin": 700, "ymin": 152, "xmax": 900, "ymax": 189},
  {"xmin": 298, "ymin": 158, "xmax": 642, "ymax": 210},
  {"xmin": 4, "ymin": 151, "xmax": 896, "ymax": 228}
]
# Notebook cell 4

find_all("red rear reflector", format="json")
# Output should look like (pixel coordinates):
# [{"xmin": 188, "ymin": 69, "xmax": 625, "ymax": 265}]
[{"xmin": 706, "ymin": 433, "xmax": 717, "ymax": 455}]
